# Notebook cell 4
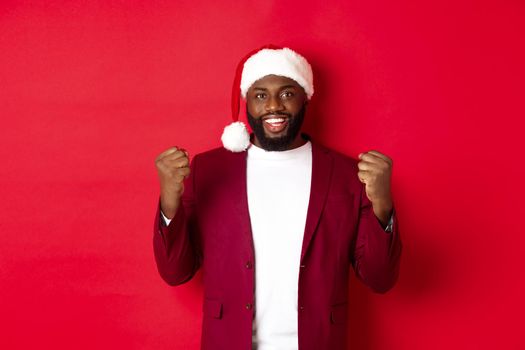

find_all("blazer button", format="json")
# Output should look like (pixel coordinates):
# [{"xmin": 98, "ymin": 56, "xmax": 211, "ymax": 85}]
[
  {"xmin": 245, "ymin": 303, "xmax": 253, "ymax": 310},
  {"xmin": 299, "ymin": 305, "xmax": 305, "ymax": 311},
  {"xmin": 300, "ymin": 264, "xmax": 306, "ymax": 269},
  {"xmin": 245, "ymin": 261, "xmax": 253, "ymax": 269}
]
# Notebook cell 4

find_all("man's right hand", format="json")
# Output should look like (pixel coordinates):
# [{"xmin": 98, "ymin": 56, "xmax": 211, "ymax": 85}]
[{"xmin": 155, "ymin": 146, "xmax": 190, "ymax": 220}]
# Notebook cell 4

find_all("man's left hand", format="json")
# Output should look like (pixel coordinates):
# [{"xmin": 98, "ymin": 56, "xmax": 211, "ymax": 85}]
[{"xmin": 357, "ymin": 150, "xmax": 393, "ymax": 226}]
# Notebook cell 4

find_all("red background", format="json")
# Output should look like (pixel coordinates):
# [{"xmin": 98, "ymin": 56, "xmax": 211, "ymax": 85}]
[{"xmin": 1, "ymin": 1, "xmax": 524, "ymax": 349}]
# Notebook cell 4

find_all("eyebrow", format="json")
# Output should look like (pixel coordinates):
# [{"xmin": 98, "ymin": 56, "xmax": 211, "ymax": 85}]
[{"xmin": 252, "ymin": 85, "xmax": 297, "ymax": 91}]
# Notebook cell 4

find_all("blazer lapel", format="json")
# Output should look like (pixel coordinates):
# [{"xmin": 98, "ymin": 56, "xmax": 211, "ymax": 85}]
[
  {"xmin": 301, "ymin": 141, "xmax": 333, "ymax": 263},
  {"xmin": 227, "ymin": 149, "xmax": 254, "ymax": 256}
]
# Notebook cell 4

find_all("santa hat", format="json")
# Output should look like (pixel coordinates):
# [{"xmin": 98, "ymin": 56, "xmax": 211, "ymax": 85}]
[{"xmin": 221, "ymin": 44, "xmax": 314, "ymax": 152}]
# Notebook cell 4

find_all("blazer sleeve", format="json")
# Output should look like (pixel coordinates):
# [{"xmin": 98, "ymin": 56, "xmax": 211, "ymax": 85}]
[
  {"xmin": 153, "ymin": 155, "xmax": 202, "ymax": 286},
  {"xmin": 350, "ymin": 184, "xmax": 402, "ymax": 293}
]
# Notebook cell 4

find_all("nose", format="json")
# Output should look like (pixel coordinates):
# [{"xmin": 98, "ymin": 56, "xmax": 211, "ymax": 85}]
[{"xmin": 265, "ymin": 94, "xmax": 284, "ymax": 113}]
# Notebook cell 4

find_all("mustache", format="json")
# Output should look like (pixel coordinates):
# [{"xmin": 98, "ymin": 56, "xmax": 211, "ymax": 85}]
[{"xmin": 261, "ymin": 112, "xmax": 291, "ymax": 118}]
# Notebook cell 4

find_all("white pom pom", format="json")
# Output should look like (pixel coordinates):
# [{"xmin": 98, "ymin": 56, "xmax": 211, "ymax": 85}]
[{"xmin": 221, "ymin": 121, "xmax": 250, "ymax": 152}]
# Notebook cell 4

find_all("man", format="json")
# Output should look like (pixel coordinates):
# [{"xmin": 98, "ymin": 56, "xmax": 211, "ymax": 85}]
[{"xmin": 153, "ymin": 45, "xmax": 402, "ymax": 350}]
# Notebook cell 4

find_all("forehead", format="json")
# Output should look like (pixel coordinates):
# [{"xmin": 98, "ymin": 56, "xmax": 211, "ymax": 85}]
[{"xmin": 250, "ymin": 74, "xmax": 302, "ymax": 90}]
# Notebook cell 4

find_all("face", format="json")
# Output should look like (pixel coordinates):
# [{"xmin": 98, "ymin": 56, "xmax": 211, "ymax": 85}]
[{"xmin": 246, "ymin": 74, "xmax": 308, "ymax": 151}]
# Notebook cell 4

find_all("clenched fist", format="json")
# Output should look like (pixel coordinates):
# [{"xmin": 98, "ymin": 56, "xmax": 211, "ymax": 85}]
[
  {"xmin": 357, "ymin": 150, "xmax": 393, "ymax": 226},
  {"xmin": 155, "ymin": 146, "xmax": 190, "ymax": 219}
]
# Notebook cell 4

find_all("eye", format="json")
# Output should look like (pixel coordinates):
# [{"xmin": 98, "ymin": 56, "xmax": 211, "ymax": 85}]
[
  {"xmin": 255, "ymin": 93, "xmax": 266, "ymax": 100},
  {"xmin": 281, "ymin": 91, "xmax": 294, "ymax": 99}
]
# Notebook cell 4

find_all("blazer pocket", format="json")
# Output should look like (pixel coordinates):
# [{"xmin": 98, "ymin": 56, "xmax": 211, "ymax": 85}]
[
  {"xmin": 330, "ymin": 302, "xmax": 348, "ymax": 324},
  {"xmin": 203, "ymin": 298, "xmax": 223, "ymax": 319}
]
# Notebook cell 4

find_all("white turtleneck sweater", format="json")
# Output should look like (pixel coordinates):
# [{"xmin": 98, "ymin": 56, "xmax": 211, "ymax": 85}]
[{"xmin": 247, "ymin": 140, "xmax": 312, "ymax": 350}]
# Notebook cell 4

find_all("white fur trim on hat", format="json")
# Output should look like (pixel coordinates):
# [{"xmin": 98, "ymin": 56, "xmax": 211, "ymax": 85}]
[
  {"xmin": 240, "ymin": 47, "xmax": 314, "ymax": 100},
  {"xmin": 221, "ymin": 121, "xmax": 251, "ymax": 152}
]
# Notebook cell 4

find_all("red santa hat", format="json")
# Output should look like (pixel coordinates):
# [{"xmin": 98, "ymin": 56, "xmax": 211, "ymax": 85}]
[{"xmin": 221, "ymin": 44, "xmax": 314, "ymax": 152}]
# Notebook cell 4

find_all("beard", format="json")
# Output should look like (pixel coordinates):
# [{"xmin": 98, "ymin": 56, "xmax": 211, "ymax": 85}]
[{"xmin": 246, "ymin": 104, "xmax": 306, "ymax": 151}]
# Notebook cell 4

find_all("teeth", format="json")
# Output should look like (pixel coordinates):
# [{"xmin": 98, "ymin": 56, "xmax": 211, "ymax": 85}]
[{"xmin": 265, "ymin": 117, "xmax": 285, "ymax": 123}]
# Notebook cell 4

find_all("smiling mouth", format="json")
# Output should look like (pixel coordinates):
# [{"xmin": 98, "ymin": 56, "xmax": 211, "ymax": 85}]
[{"xmin": 262, "ymin": 115, "xmax": 289, "ymax": 134}]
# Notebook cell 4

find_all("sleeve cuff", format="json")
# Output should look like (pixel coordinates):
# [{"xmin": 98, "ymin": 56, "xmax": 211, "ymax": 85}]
[
  {"xmin": 160, "ymin": 210, "xmax": 172, "ymax": 226},
  {"xmin": 384, "ymin": 213, "xmax": 394, "ymax": 233}
]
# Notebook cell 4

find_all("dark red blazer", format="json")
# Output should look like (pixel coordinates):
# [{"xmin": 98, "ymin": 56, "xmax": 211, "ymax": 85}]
[{"xmin": 153, "ymin": 135, "xmax": 402, "ymax": 350}]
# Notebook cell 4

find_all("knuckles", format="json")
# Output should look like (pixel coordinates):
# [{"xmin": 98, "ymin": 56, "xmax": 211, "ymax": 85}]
[
  {"xmin": 155, "ymin": 151, "xmax": 189, "ymax": 170},
  {"xmin": 361, "ymin": 151, "xmax": 393, "ymax": 167},
  {"xmin": 357, "ymin": 159, "xmax": 391, "ymax": 174}
]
